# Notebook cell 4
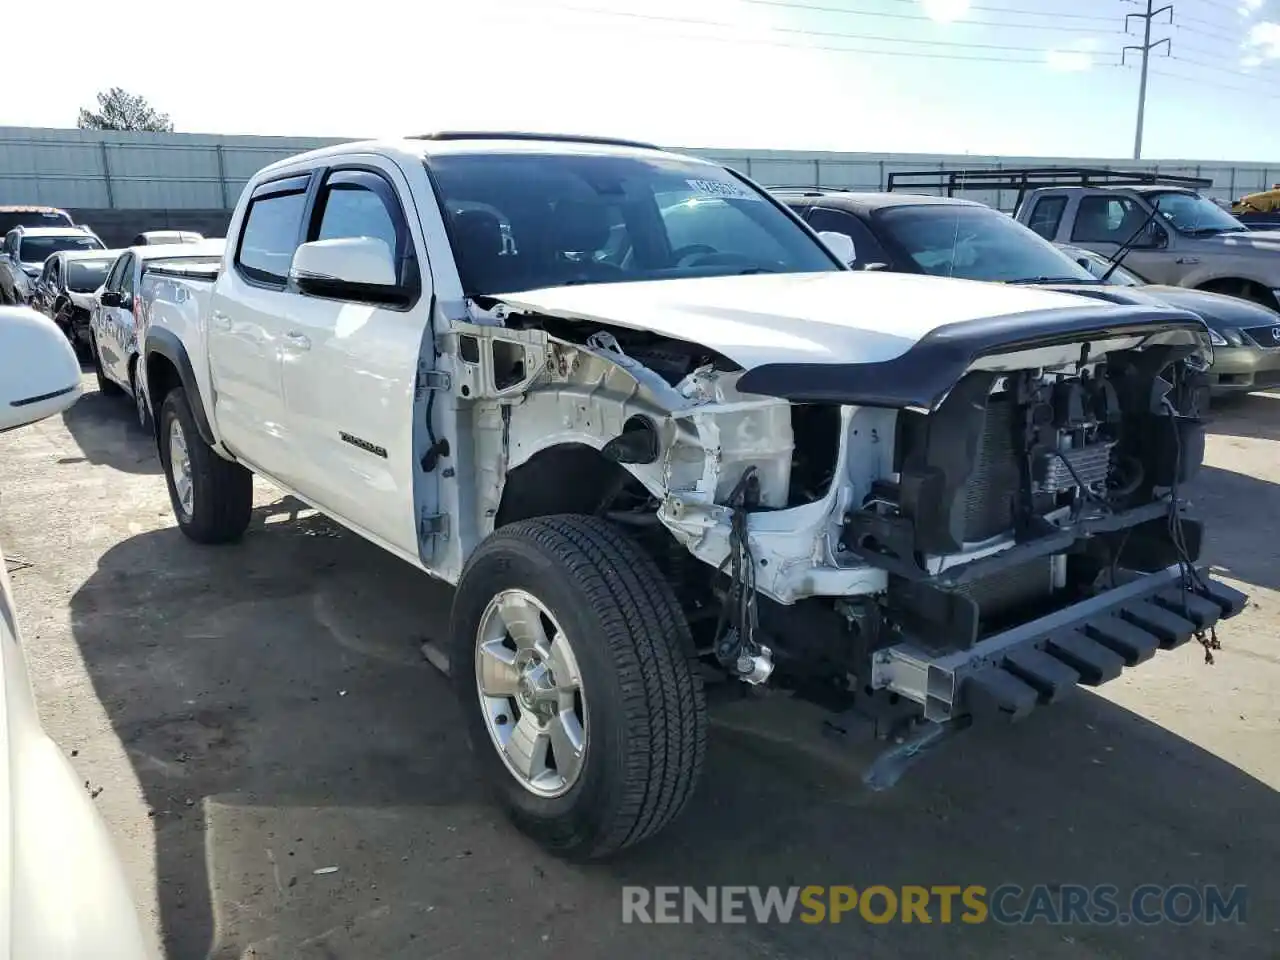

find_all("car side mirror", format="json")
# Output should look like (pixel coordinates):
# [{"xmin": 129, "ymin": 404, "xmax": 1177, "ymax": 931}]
[
  {"xmin": 816, "ymin": 230, "xmax": 857, "ymax": 266},
  {"xmin": 290, "ymin": 238, "xmax": 399, "ymax": 296},
  {"xmin": 0, "ymin": 307, "xmax": 83, "ymax": 432},
  {"xmin": 1135, "ymin": 222, "xmax": 1168, "ymax": 250},
  {"xmin": 99, "ymin": 290, "xmax": 121, "ymax": 308}
]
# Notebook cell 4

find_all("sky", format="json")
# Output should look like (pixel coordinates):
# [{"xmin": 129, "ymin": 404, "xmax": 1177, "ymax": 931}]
[{"xmin": 8, "ymin": 0, "xmax": 1280, "ymax": 161}]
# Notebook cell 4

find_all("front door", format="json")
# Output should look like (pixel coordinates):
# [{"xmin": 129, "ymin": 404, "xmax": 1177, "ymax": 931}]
[
  {"xmin": 1068, "ymin": 193, "xmax": 1179, "ymax": 285},
  {"xmin": 94, "ymin": 253, "xmax": 134, "ymax": 385},
  {"xmin": 278, "ymin": 161, "xmax": 434, "ymax": 560}
]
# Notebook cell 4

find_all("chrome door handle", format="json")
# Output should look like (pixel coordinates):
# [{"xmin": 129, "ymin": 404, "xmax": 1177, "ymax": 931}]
[{"xmin": 284, "ymin": 332, "xmax": 311, "ymax": 350}]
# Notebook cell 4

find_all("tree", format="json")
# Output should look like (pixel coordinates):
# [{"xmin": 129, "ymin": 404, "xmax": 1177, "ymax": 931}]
[{"xmin": 77, "ymin": 88, "xmax": 174, "ymax": 132}]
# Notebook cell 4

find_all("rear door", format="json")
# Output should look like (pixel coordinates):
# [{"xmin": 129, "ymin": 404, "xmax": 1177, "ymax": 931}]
[
  {"xmin": 207, "ymin": 173, "xmax": 311, "ymax": 483},
  {"xmin": 278, "ymin": 160, "xmax": 433, "ymax": 558}
]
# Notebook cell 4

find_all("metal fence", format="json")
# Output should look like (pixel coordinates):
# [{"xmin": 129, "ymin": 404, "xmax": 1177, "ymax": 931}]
[{"xmin": 2, "ymin": 126, "xmax": 1276, "ymax": 214}]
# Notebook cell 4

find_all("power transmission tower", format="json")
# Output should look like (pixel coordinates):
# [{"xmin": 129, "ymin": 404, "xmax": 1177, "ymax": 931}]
[{"xmin": 1122, "ymin": 0, "xmax": 1173, "ymax": 160}]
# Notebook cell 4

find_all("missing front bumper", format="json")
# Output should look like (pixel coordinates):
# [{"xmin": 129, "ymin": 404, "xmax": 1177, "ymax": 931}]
[{"xmin": 871, "ymin": 564, "xmax": 1248, "ymax": 724}]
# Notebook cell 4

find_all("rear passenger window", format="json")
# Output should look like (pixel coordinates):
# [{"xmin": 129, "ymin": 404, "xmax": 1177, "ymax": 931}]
[
  {"xmin": 236, "ymin": 188, "xmax": 307, "ymax": 285},
  {"xmin": 1027, "ymin": 197, "xmax": 1066, "ymax": 240}
]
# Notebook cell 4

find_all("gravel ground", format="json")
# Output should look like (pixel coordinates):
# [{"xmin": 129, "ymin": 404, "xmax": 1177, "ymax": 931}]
[{"xmin": 1, "ymin": 375, "xmax": 1277, "ymax": 959}]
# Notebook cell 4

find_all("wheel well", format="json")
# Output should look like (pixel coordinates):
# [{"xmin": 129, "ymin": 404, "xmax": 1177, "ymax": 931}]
[
  {"xmin": 495, "ymin": 444, "xmax": 634, "ymax": 528},
  {"xmin": 1196, "ymin": 277, "xmax": 1275, "ymax": 306},
  {"xmin": 145, "ymin": 354, "xmax": 181, "ymax": 421}
]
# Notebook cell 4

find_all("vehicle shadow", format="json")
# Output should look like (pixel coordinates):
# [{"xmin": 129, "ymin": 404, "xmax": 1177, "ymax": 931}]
[
  {"xmin": 1206, "ymin": 391, "xmax": 1280, "ymax": 442},
  {"xmin": 1188, "ymin": 464, "xmax": 1280, "ymax": 593},
  {"xmin": 68, "ymin": 500, "xmax": 1278, "ymax": 960},
  {"xmin": 61, "ymin": 380, "xmax": 160, "ymax": 474}
]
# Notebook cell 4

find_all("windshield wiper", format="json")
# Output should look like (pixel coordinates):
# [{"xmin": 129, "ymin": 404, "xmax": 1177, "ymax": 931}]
[
  {"xmin": 1185, "ymin": 225, "xmax": 1247, "ymax": 236},
  {"xmin": 737, "ymin": 266, "xmax": 777, "ymax": 275},
  {"xmin": 1005, "ymin": 276, "xmax": 1093, "ymax": 285},
  {"xmin": 1098, "ymin": 206, "xmax": 1162, "ymax": 284}
]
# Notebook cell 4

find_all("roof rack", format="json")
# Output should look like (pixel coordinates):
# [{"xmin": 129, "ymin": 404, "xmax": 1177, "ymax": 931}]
[
  {"xmin": 412, "ymin": 131, "xmax": 661, "ymax": 150},
  {"xmin": 885, "ymin": 166, "xmax": 1213, "ymax": 210}
]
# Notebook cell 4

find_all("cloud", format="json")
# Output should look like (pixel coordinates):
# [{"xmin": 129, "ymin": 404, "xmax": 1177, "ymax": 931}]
[
  {"xmin": 921, "ymin": 0, "xmax": 970, "ymax": 23},
  {"xmin": 1244, "ymin": 20, "xmax": 1280, "ymax": 59},
  {"xmin": 1046, "ymin": 37, "xmax": 1099, "ymax": 73},
  {"xmin": 1239, "ymin": 0, "xmax": 1264, "ymax": 15}
]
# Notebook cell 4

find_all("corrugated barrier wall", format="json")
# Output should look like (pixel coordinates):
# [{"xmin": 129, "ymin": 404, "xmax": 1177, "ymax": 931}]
[{"xmin": 3, "ymin": 126, "xmax": 1276, "ymax": 244}]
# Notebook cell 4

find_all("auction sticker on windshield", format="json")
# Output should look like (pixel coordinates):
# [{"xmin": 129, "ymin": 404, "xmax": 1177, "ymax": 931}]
[{"xmin": 686, "ymin": 178, "xmax": 762, "ymax": 201}]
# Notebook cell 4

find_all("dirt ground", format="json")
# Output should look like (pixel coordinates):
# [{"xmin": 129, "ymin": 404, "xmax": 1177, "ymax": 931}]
[{"xmin": 1, "ymin": 375, "xmax": 1277, "ymax": 960}]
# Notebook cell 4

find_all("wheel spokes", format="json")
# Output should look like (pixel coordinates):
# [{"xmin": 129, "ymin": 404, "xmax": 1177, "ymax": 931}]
[
  {"xmin": 477, "ymin": 640, "xmax": 521, "ymax": 698},
  {"xmin": 543, "ymin": 634, "xmax": 581, "ymax": 693},
  {"xmin": 495, "ymin": 593, "xmax": 549, "ymax": 653},
  {"xmin": 503, "ymin": 712, "xmax": 552, "ymax": 784},
  {"xmin": 548, "ymin": 709, "xmax": 586, "ymax": 786}
]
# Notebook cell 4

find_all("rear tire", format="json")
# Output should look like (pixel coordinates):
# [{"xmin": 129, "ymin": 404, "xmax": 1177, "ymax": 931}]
[
  {"xmin": 158, "ymin": 387, "xmax": 253, "ymax": 544},
  {"xmin": 450, "ymin": 514, "xmax": 707, "ymax": 860}
]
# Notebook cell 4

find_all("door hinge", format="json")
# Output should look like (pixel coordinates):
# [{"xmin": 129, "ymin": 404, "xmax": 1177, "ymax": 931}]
[
  {"xmin": 419, "ymin": 511, "xmax": 449, "ymax": 543},
  {"xmin": 415, "ymin": 365, "xmax": 451, "ymax": 400}
]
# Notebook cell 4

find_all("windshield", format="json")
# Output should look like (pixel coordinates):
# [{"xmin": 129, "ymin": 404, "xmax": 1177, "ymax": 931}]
[
  {"xmin": 66, "ymin": 259, "xmax": 113, "ymax": 292},
  {"xmin": 1150, "ymin": 191, "xmax": 1247, "ymax": 235},
  {"xmin": 19, "ymin": 235, "xmax": 104, "ymax": 264},
  {"xmin": 427, "ymin": 152, "xmax": 838, "ymax": 295},
  {"xmin": 0, "ymin": 210, "xmax": 73, "ymax": 234},
  {"xmin": 875, "ymin": 204, "xmax": 1096, "ymax": 284}
]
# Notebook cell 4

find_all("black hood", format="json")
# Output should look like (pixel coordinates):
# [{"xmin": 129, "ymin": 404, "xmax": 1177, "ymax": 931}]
[{"xmin": 1040, "ymin": 283, "xmax": 1279, "ymax": 333}]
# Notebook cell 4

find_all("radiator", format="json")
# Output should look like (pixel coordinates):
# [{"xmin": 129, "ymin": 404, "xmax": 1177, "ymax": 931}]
[{"xmin": 963, "ymin": 397, "xmax": 1021, "ymax": 542}]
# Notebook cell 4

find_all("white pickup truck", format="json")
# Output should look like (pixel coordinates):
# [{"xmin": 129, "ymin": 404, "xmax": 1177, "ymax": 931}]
[{"xmin": 138, "ymin": 133, "xmax": 1247, "ymax": 859}]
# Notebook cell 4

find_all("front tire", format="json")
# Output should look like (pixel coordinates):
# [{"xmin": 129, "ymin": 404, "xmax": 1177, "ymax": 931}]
[
  {"xmin": 451, "ymin": 515, "xmax": 707, "ymax": 860},
  {"xmin": 158, "ymin": 387, "xmax": 253, "ymax": 544}
]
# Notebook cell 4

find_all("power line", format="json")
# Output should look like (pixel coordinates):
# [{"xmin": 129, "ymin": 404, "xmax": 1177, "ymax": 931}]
[
  {"xmin": 530, "ymin": 5, "xmax": 1123, "ymax": 64},
  {"xmin": 1170, "ymin": 52, "xmax": 1279, "ymax": 80},
  {"xmin": 1186, "ymin": 0, "xmax": 1252, "ymax": 14},
  {"xmin": 1174, "ymin": 13, "xmax": 1245, "ymax": 42},
  {"xmin": 1149, "ymin": 66, "xmax": 1280, "ymax": 98},
  {"xmin": 736, "ymin": 0, "xmax": 1116, "ymax": 32},
  {"xmin": 1171, "ymin": 26, "xmax": 1245, "ymax": 51},
  {"xmin": 746, "ymin": 0, "xmax": 1120, "ymax": 21},
  {"xmin": 550, "ymin": 5, "xmax": 1124, "ymax": 56}
]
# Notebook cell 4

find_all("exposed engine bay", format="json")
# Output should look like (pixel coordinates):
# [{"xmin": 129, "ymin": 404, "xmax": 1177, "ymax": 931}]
[{"xmin": 451, "ymin": 287, "xmax": 1244, "ymax": 756}]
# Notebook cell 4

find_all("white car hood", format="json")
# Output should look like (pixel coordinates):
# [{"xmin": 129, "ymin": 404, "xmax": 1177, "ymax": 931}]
[{"xmin": 496, "ymin": 271, "xmax": 1113, "ymax": 370}]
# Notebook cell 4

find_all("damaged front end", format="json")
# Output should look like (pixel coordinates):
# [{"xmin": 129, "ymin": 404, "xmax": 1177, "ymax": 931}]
[{"xmin": 453, "ymin": 294, "xmax": 1248, "ymax": 785}]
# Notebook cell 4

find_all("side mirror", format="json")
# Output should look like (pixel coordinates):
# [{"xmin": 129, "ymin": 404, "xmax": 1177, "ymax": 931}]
[
  {"xmin": 1136, "ymin": 222, "xmax": 1168, "ymax": 250},
  {"xmin": 0, "ymin": 307, "xmax": 83, "ymax": 432},
  {"xmin": 99, "ymin": 290, "xmax": 121, "ymax": 308},
  {"xmin": 816, "ymin": 230, "xmax": 857, "ymax": 266},
  {"xmin": 290, "ymin": 237, "xmax": 398, "ymax": 296}
]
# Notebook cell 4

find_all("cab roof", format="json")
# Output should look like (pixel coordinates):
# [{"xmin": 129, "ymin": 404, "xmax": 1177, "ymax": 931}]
[{"xmin": 254, "ymin": 132, "xmax": 706, "ymax": 179}]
